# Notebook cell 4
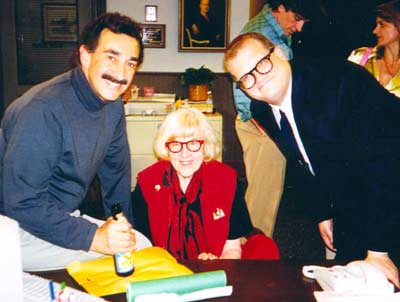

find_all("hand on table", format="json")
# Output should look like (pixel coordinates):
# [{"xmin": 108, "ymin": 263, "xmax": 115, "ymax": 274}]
[
  {"xmin": 318, "ymin": 219, "xmax": 336, "ymax": 252},
  {"xmin": 198, "ymin": 252, "xmax": 218, "ymax": 260},
  {"xmin": 365, "ymin": 250, "xmax": 400, "ymax": 288},
  {"xmin": 90, "ymin": 216, "xmax": 136, "ymax": 255}
]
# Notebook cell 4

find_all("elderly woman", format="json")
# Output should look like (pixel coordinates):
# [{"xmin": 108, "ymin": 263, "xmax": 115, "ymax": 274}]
[
  {"xmin": 348, "ymin": 0, "xmax": 400, "ymax": 97},
  {"xmin": 131, "ymin": 108, "xmax": 278, "ymax": 260}
]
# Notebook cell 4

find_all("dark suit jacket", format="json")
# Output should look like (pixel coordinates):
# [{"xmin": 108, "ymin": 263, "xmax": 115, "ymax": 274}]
[{"xmin": 251, "ymin": 59, "xmax": 400, "ymax": 258}]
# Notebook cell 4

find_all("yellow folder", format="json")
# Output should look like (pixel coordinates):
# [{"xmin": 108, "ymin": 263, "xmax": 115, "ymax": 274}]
[{"xmin": 66, "ymin": 247, "xmax": 192, "ymax": 297}]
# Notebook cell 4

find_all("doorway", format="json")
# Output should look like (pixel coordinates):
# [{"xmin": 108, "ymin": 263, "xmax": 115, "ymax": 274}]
[{"xmin": 0, "ymin": 0, "xmax": 106, "ymax": 118}]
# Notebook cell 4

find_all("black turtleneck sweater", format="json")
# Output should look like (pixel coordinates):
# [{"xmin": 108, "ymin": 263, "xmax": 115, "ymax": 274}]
[{"xmin": 0, "ymin": 67, "xmax": 131, "ymax": 251}]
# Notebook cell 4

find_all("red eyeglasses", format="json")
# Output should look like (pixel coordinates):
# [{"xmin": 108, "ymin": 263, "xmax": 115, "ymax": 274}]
[{"xmin": 165, "ymin": 140, "xmax": 204, "ymax": 153}]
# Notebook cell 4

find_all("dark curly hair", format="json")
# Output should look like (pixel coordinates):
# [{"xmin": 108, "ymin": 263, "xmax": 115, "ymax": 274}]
[
  {"xmin": 70, "ymin": 12, "xmax": 143, "ymax": 67},
  {"xmin": 268, "ymin": 0, "xmax": 316, "ymax": 20}
]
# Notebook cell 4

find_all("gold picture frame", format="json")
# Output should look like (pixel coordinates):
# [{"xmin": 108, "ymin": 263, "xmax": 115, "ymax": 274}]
[{"xmin": 179, "ymin": 0, "xmax": 230, "ymax": 52}]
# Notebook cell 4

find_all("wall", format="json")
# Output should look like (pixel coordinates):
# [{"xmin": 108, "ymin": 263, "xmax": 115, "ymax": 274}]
[
  {"xmin": 107, "ymin": 0, "xmax": 250, "ymax": 171},
  {"xmin": 107, "ymin": 0, "xmax": 249, "ymax": 72}
]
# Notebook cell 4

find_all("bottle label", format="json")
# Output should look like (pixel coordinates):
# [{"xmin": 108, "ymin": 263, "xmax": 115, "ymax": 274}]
[{"xmin": 115, "ymin": 252, "xmax": 134, "ymax": 273}]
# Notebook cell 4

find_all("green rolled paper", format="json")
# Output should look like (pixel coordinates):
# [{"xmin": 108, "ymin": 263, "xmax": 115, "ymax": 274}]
[{"xmin": 126, "ymin": 270, "xmax": 227, "ymax": 302}]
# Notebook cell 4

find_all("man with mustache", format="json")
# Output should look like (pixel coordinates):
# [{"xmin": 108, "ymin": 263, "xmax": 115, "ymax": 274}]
[{"xmin": 0, "ymin": 12, "xmax": 151, "ymax": 271}]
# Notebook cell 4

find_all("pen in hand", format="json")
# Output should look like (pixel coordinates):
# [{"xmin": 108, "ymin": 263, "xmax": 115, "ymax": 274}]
[{"xmin": 49, "ymin": 280, "xmax": 55, "ymax": 302}]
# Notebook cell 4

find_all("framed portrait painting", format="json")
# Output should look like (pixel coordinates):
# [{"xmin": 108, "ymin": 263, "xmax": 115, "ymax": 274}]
[{"xmin": 179, "ymin": 0, "xmax": 230, "ymax": 52}]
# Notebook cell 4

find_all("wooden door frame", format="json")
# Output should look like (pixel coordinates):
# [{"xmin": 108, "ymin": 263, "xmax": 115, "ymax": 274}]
[{"xmin": 0, "ymin": 0, "xmax": 106, "ymax": 113}]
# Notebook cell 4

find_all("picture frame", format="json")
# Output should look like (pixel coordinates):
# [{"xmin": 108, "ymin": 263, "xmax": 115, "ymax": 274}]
[
  {"xmin": 140, "ymin": 24, "xmax": 166, "ymax": 48},
  {"xmin": 179, "ymin": 0, "xmax": 230, "ymax": 52},
  {"xmin": 41, "ymin": 3, "xmax": 78, "ymax": 43},
  {"xmin": 145, "ymin": 5, "xmax": 158, "ymax": 22}
]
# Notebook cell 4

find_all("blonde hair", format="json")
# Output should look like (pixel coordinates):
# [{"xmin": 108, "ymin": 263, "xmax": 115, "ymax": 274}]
[
  {"xmin": 224, "ymin": 32, "xmax": 274, "ymax": 80},
  {"xmin": 153, "ymin": 108, "xmax": 221, "ymax": 161}
]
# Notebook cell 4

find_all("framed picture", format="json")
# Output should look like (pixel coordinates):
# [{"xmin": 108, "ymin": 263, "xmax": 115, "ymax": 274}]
[
  {"xmin": 179, "ymin": 0, "xmax": 230, "ymax": 52},
  {"xmin": 41, "ymin": 3, "xmax": 78, "ymax": 43},
  {"xmin": 145, "ymin": 5, "xmax": 157, "ymax": 22},
  {"xmin": 141, "ymin": 24, "xmax": 166, "ymax": 48}
]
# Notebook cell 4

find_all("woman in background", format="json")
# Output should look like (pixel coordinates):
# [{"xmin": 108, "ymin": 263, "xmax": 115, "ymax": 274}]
[
  {"xmin": 131, "ymin": 108, "xmax": 278, "ymax": 260},
  {"xmin": 348, "ymin": 0, "xmax": 400, "ymax": 97}
]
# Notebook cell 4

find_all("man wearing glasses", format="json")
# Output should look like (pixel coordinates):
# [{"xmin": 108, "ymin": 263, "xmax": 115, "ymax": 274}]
[
  {"xmin": 233, "ymin": 0, "xmax": 315, "ymax": 239},
  {"xmin": 224, "ymin": 32, "xmax": 400, "ymax": 288}
]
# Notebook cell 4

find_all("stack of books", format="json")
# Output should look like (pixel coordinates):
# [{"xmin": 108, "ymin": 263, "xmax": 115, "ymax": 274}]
[
  {"xmin": 175, "ymin": 99, "xmax": 214, "ymax": 113},
  {"xmin": 124, "ymin": 94, "xmax": 176, "ymax": 115},
  {"xmin": 187, "ymin": 101, "xmax": 213, "ymax": 113}
]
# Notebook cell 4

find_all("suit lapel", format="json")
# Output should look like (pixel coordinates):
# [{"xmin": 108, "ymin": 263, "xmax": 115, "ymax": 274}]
[
  {"xmin": 290, "ymin": 62, "xmax": 316, "ymax": 159},
  {"xmin": 250, "ymin": 100, "xmax": 280, "ymax": 141},
  {"xmin": 250, "ymin": 100, "xmax": 296, "ymax": 160}
]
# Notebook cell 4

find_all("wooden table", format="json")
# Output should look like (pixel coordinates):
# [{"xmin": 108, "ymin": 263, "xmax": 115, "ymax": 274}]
[{"xmin": 35, "ymin": 259, "xmax": 325, "ymax": 302}]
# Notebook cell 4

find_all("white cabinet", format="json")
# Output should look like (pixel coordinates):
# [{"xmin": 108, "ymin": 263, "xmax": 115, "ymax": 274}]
[{"xmin": 126, "ymin": 113, "xmax": 223, "ymax": 189}]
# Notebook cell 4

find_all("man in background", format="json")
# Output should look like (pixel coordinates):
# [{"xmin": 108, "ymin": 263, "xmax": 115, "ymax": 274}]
[
  {"xmin": 0, "ymin": 12, "xmax": 150, "ymax": 271},
  {"xmin": 234, "ymin": 0, "xmax": 315, "ymax": 238}
]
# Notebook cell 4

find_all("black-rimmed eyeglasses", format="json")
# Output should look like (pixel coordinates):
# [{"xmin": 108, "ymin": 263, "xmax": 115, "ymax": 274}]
[
  {"xmin": 165, "ymin": 140, "xmax": 204, "ymax": 153},
  {"xmin": 236, "ymin": 47, "xmax": 275, "ymax": 90}
]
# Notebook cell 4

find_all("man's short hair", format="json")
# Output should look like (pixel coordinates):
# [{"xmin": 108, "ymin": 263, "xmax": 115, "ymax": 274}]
[
  {"xmin": 268, "ymin": 0, "xmax": 316, "ymax": 20},
  {"xmin": 224, "ymin": 32, "xmax": 274, "ymax": 80},
  {"xmin": 71, "ymin": 12, "xmax": 144, "ymax": 67}
]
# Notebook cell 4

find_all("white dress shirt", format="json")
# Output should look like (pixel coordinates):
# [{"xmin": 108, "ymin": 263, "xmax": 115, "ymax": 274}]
[{"xmin": 270, "ymin": 79, "xmax": 315, "ymax": 175}]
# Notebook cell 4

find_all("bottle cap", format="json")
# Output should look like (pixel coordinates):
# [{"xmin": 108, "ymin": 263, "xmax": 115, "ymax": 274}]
[{"xmin": 111, "ymin": 203, "xmax": 122, "ymax": 218}]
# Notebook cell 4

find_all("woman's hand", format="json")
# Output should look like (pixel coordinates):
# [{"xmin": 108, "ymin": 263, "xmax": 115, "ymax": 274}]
[{"xmin": 198, "ymin": 252, "xmax": 218, "ymax": 260}]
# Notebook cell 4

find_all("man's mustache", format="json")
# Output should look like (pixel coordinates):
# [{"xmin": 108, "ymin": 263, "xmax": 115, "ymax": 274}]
[{"xmin": 101, "ymin": 74, "xmax": 128, "ymax": 85}]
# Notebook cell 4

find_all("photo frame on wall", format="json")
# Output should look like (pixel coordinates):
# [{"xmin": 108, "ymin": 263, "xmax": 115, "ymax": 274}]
[
  {"xmin": 145, "ymin": 5, "xmax": 157, "ymax": 22},
  {"xmin": 141, "ymin": 24, "xmax": 166, "ymax": 48},
  {"xmin": 179, "ymin": 0, "xmax": 230, "ymax": 52},
  {"xmin": 41, "ymin": 3, "xmax": 78, "ymax": 43}
]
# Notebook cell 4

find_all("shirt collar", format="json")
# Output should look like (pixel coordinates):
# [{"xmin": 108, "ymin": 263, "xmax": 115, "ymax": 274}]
[
  {"xmin": 71, "ymin": 67, "xmax": 110, "ymax": 112},
  {"xmin": 270, "ymin": 77, "xmax": 292, "ymax": 115}
]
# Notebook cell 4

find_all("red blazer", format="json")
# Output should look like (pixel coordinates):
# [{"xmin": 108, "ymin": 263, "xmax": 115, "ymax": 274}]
[{"xmin": 137, "ymin": 160, "xmax": 237, "ymax": 257}]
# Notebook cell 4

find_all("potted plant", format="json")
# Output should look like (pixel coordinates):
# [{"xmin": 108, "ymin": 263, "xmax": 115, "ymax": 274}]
[{"xmin": 180, "ymin": 65, "xmax": 216, "ymax": 101}]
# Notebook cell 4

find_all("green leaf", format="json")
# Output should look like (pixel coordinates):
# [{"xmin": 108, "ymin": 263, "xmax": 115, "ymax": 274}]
[{"xmin": 180, "ymin": 65, "xmax": 216, "ymax": 87}]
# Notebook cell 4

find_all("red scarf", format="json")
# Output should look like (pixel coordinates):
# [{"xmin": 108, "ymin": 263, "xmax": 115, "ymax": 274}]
[{"xmin": 167, "ymin": 165, "xmax": 208, "ymax": 259}]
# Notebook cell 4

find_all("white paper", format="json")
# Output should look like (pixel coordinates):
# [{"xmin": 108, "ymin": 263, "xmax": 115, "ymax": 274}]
[
  {"xmin": 314, "ymin": 291, "xmax": 400, "ymax": 302},
  {"xmin": 134, "ymin": 285, "xmax": 233, "ymax": 302},
  {"xmin": 0, "ymin": 215, "xmax": 23, "ymax": 302},
  {"xmin": 182, "ymin": 285, "xmax": 233, "ymax": 301}
]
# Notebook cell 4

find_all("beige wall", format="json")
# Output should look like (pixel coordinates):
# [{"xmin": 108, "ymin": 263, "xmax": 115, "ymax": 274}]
[
  {"xmin": 0, "ymin": 0, "xmax": 250, "ymax": 107},
  {"xmin": 107, "ymin": 0, "xmax": 249, "ymax": 72}
]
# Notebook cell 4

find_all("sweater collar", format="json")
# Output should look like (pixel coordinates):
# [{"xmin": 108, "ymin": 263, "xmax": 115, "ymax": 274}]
[{"xmin": 71, "ymin": 67, "xmax": 109, "ymax": 112}]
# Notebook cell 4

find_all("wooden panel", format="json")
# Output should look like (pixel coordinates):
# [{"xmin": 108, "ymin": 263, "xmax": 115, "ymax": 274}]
[
  {"xmin": 12, "ymin": 0, "xmax": 106, "ymax": 85},
  {"xmin": 250, "ymin": 0, "xmax": 266, "ymax": 19}
]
